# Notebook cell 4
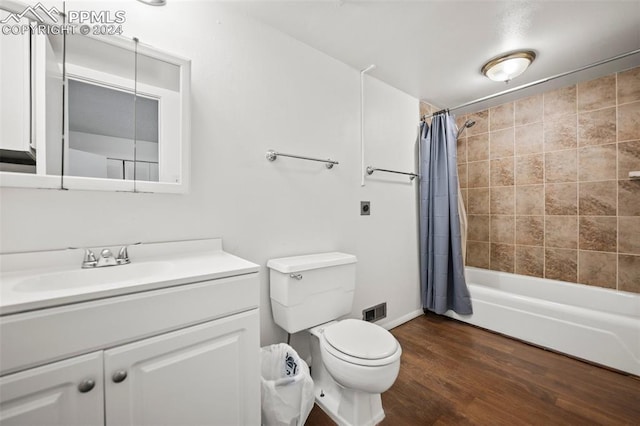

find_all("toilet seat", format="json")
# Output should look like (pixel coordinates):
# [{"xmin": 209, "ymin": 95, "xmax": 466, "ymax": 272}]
[{"xmin": 321, "ymin": 319, "xmax": 401, "ymax": 367}]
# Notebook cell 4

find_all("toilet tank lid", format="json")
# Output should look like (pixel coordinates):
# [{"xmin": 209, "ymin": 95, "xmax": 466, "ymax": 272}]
[{"xmin": 267, "ymin": 252, "xmax": 357, "ymax": 273}]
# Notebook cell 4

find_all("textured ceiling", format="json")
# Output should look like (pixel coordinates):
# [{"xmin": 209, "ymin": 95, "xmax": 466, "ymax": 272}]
[{"xmin": 226, "ymin": 0, "xmax": 640, "ymax": 113}]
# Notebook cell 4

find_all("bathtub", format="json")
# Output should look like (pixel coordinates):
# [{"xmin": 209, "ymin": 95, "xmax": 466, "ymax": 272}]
[{"xmin": 444, "ymin": 267, "xmax": 640, "ymax": 376}]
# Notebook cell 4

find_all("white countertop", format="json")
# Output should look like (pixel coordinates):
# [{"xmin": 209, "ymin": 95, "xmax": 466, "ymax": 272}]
[{"xmin": 0, "ymin": 239, "xmax": 259, "ymax": 315}]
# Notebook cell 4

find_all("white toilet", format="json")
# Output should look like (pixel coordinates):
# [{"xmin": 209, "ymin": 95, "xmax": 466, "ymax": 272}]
[{"xmin": 267, "ymin": 252, "xmax": 402, "ymax": 426}]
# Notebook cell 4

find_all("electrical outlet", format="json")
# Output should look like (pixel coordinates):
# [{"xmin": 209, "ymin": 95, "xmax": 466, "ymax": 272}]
[{"xmin": 360, "ymin": 201, "xmax": 370, "ymax": 216}]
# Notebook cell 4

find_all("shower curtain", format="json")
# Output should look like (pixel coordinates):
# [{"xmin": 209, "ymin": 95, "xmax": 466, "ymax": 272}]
[{"xmin": 419, "ymin": 113, "xmax": 472, "ymax": 315}]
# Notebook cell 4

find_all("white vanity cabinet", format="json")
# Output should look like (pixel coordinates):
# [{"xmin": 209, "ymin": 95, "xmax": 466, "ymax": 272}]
[
  {"xmin": 0, "ymin": 352, "xmax": 105, "ymax": 426},
  {"xmin": 104, "ymin": 310, "xmax": 258, "ymax": 426},
  {"xmin": 0, "ymin": 310, "xmax": 258, "ymax": 426},
  {"xmin": 0, "ymin": 241, "xmax": 260, "ymax": 426}
]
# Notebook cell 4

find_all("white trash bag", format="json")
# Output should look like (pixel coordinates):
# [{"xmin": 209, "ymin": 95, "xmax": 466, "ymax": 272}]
[{"xmin": 260, "ymin": 343, "xmax": 315, "ymax": 426}]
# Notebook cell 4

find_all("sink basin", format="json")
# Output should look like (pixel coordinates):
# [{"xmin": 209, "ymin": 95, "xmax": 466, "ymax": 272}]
[{"xmin": 14, "ymin": 262, "xmax": 172, "ymax": 292}]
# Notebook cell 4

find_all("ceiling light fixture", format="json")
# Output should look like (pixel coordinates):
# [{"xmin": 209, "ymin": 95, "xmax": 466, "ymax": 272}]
[
  {"xmin": 136, "ymin": 0, "xmax": 166, "ymax": 6},
  {"xmin": 481, "ymin": 50, "xmax": 536, "ymax": 82}
]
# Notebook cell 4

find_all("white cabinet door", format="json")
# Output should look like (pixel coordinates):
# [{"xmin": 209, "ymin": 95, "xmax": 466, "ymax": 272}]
[
  {"xmin": 0, "ymin": 352, "xmax": 104, "ymax": 426},
  {"xmin": 104, "ymin": 309, "xmax": 260, "ymax": 426}
]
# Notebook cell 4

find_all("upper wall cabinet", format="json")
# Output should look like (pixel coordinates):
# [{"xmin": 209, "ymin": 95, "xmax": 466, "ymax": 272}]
[{"xmin": 0, "ymin": 3, "xmax": 191, "ymax": 193}]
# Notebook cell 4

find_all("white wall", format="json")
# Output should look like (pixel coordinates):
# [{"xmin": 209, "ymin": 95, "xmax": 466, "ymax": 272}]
[{"xmin": 0, "ymin": 1, "xmax": 421, "ymax": 345}]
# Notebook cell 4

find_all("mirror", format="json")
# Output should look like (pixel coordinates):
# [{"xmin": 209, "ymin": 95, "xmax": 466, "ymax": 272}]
[{"xmin": 0, "ymin": 3, "xmax": 190, "ymax": 193}]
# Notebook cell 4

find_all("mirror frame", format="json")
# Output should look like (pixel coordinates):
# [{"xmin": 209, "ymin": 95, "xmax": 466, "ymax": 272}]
[{"xmin": 0, "ymin": 2, "xmax": 191, "ymax": 193}]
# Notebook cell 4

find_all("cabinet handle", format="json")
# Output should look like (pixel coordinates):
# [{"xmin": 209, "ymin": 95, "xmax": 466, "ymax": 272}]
[
  {"xmin": 78, "ymin": 378, "xmax": 96, "ymax": 393},
  {"xmin": 112, "ymin": 370, "xmax": 128, "ymax": 383}
]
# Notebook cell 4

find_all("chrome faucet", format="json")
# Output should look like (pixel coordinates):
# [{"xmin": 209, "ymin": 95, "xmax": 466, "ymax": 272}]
[
  {"xmin": 96, "ymin": 249, "xmax": 118, "ymax": 267},
  {"xmin": 78, "ymin": 243, "xmax": 140, "ymax": 268}
]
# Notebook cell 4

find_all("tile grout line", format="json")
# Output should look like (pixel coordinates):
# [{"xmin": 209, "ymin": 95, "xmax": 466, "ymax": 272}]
[
  {"xmin": 542, "ymin": 92, "xmax": 547, "ymax": 280},
  {"xmin": 615, "ymin": 72, "xmax": 619, "ymax": 291},
  {"xmin": 575, "ymin": 83, "xmax": 581, "ymax": 285}
]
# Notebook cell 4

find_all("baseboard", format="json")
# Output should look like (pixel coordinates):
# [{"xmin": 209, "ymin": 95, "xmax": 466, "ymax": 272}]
[{"xmin": 378, "ymin": 309, "xmax": 423, "ymax": 331}]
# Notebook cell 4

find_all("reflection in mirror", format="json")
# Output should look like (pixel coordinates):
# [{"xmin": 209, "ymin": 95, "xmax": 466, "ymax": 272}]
[
  {"xmin": 68, "ymin": 79, "xmax": 159, "ymax": 181},
  {"xmin": 134, "ymin": 52, "xmax": 181, "ymax": 184},
  {"xmin": 63, "ymin": 33, "xmax": 137, "ymax": 181},
  {"xmin": 62, "ymin": 34, "xmax": 182, "ymax": 187}
]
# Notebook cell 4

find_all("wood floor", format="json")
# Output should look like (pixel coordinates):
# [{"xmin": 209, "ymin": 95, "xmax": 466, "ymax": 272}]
[{"xmin": 305, "ymin": 314, "xmax": 640, "ymax": 426}]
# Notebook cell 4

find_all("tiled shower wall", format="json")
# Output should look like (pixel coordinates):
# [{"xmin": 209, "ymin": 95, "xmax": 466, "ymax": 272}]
[{"xmin": 451, "ymin": 66, "xmax": 639, "ymax": 293}]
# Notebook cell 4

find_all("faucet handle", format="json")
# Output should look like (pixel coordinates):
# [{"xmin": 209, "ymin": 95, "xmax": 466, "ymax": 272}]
[
  {"xmin": 116, "ymin": 242, "xmax": 140, "ymax": 265},
  {"xmin": 116, "ymin": 246, "xmax": 130, "ymax": 264},
  {"xmin": 100, "ymin": 248, "xmax": 114, "ymax": 259},
  {"xmin": 81, "ymin": 248, "xmax": 97, "ymax": 268}
]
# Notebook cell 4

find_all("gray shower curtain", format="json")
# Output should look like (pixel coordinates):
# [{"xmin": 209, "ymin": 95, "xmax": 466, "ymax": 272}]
[{"xmin": 419, "ymin": 113, "xmax": 472, "ymax": 315}]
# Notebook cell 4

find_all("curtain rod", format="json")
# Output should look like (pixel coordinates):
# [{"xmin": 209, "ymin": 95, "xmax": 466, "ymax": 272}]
[{"xmin": 421, "ymin": 48, "xmax": 640, "ymax": 121}]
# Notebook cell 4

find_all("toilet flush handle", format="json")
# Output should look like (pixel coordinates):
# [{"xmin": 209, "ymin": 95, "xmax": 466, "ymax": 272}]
[{"xmin": 289, "ymin": 273, "xmax": 303, "ymax": 280}]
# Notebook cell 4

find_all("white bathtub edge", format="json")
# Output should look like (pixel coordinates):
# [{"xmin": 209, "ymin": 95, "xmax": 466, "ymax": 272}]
[{"xmin": 445, "ymin": 270, "xmax": 640, "ymax": 376}]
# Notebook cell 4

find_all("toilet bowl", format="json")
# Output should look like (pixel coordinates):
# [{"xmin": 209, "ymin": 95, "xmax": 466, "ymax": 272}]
[
  {"xmin": 309, "ymin": 320, "xmax": 401, "ymax": 426},
  {"xmin": 267, "ymin": 252, "xmax": 402, "ymax": 426},
  {"xmin": 319, "ymin": 319, "xmax": 401, "ymax": 393}
]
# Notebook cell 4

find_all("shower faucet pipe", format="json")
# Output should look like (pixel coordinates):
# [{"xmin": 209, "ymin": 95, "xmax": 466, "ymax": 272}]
[{"xmin": 360, "ymin": 64, "xmax": 376, "ymax": 187}]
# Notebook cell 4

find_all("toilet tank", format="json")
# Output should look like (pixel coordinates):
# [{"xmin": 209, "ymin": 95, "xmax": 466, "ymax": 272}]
[{"xmin": 267, "ymin": 252, "xmax": 357, "ymax": 334}]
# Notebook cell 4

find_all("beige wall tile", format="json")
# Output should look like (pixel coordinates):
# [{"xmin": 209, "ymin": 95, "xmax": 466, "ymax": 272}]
[
  {"xmin": 468, "ymin": 215, "xmax": 490, "ymax": 242},
  {"xmin": 618, "ymin": 101, "xmax": 640, "ymax": 142},
  {"xmin": 578, "ymin": 251, "xmax": 617, "ymax": 289},
  {"xmin": 461, "ymin": 188, "xmax": 468, "ymax": 211},
  {"xmin": 545, "ymin": 183, "xmax": 577, "ymax": 215},
  {"xmin": 490, "ymin": 215, "xmax": 515, "ymax": 243},
  {"xmin": 490, "ymin": 186, "xmax": 515, "ymax": 215},
  {"xmin": 516, "ymin": 216, "xmax": 544, "ymax": 246},
  {"xmin": 545, "ymin": 149, "xmax": 577, "ymax": 183},
  {"xmin": 618, "ymin": 216, "xmax": 640, "ymax": 255},
  {"xmin": 516, "ymin": 185, "xmax": 544, "ymax": 216},
  {"xmin": 579, "ymin": 216, "xmax": 617, "ymax": 252},
  {"xmin": 457, "ymin": 137, "xmax": 467, "ymax": 163},
  {"xmin": 545, "ymin": 248, "xmax": 577, "ymax": 282},
  {"xmin": 467, "ymin": 110, "xmax": 489, "ymax": 136},
  {"xmin": 490, "ymin": 128, "xmax": 515, "ymax": 159},
  {"xmin": 467, "ymin": 133, "xmax": 490, "ymax": 162},
  {"xmin": 516, "ymin": 154, "xmax": 544, "ymax": 185},
  {"xmin": 515, "ymin": 246, "xmax": 544, "ymax": 278},
  {"xmin": 468, "ymin": 188, "xmax": 490, "ymax": 214},
  {"xmin": 515, "ymin": 94, "xmax": 543, "ymax": 126},
  {"xmin": 490, "ymin": 157, "xmax": 515, "ymax": 186},
  {"xmin": 545, "ymin": 216, "xmax": 578, "ymax": 249},
  {"xmin": 577, "ymin": 74, "xmax": 616, "ymax": 112},
  {"xmin": 491, "ymin": 243, "xmax": 515, "ymax": 272},
  {"xmin": 515, "ymin": 122, "xmax": 543, "ymax": 156},
  {"xmin": 544, "ymin": 86, "xmax": 576, "ymax": 119},
  {"xmin": 578, "ymin": 181, "xmax": 617, "ymax": 216},
  {"xmin": 490, "ymin": 103, "xmax": 514, "ymax": 131},
  {"xmin": 467, "ymin": 241, "xmax": 490, "ymax": 268},
  {"xmin": 619, "ymin": 254, "xmax": 640, "ymax": 293},
  {"xmin": 578, "ymin": 107, "xmax": 616, "ymax": 147},
  {"xmin": 419, "ymin": 102, "xmax": 432, "ymax": 119},
  {"xmin": 578, "ymin": 144, "xmax": 617, "ymax": 182},
  {"xmin": 455, "ymin": 114, "xmax": 468, "ymax": 130},
  {"xmin": 544, "ymin": 116, "xmax": 577, "ymax": 152},
  {"xmin": 458, "ymin": 164, "xmax": 468, "ymax": 189},
  {"xmin": 453, "ymin": 67, "xmax": 640, "ymax": 293},
  {"xmin": 617, "ymin": 67, "xmax": 640, "ymax": 105},
  {"xmin": 468, "ymin": 160, "xmax": 490, "ymax": 188},
  {"xmin": 618, "ymin": 180, "xmax": 640, "ymax": 216},
  {"xmin": 618, "ymin": 140, "xmax": 640, "ymax": 179}
]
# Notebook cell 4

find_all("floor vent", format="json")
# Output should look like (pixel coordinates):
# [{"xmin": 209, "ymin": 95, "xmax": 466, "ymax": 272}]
[{"xmin": 362, "ymin": 302, "xmax": 387, "ymax": 322}]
